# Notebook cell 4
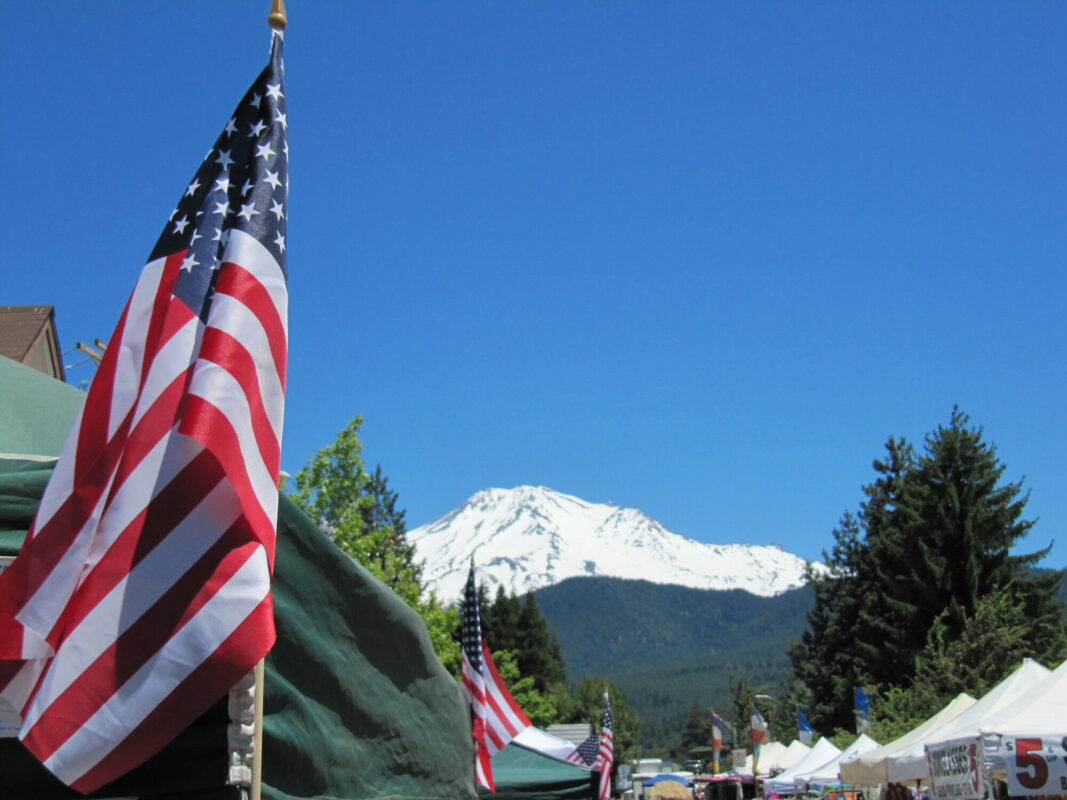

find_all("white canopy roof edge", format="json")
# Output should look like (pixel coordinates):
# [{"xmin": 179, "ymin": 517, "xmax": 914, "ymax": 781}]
[
  {"xmin": 763, "ymin": 738, "xmax": 842, "ymax": 794},
  {"xmin": 886, "ymin": 658, "xmax": 1051, "ymax": 782},
  {"xmin": 800, "ymin": 734, "xmax": 881, "ymax": 786},
  {"xmin": 839, "ymin": 693, "xmax": 976, "ymax": 786}
]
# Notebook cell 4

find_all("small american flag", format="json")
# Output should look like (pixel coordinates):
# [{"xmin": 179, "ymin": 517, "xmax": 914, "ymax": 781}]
[
  {"xmin": 593, "ymin": 692, "xmax": 614, "ymax": 800},
  {"xmin": 565, "ymin": 730, "xmax": 600, "ymax": 766},
  {"xmin": 0, "ymin": 29, "xmax": 288, "ymax": 793},
  {"xmin": 460, "ymin": 565, "xmax": 531, "ymax": 791}
]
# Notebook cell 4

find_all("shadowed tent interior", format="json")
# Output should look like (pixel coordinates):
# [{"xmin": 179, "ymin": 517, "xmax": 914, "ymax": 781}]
[{"xmin": 0, "ymin": 355, "xmax": 478, "ymax": 800}]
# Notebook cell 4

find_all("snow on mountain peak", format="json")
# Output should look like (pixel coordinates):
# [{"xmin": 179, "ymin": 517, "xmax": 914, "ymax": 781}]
[{"xmin": 409, "ymin": 486, "xmax": 814, "ymax": 603}]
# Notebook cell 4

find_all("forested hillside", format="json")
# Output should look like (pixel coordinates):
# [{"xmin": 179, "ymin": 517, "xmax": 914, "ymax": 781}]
[{"xmin": 535, "ymin": 576, "xmax": 813, "ymax": 751}]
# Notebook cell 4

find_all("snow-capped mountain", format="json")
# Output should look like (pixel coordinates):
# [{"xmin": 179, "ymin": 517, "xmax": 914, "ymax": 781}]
[{"xmin": 409, "ymin": 486, "xmax": 815, "ymax": 602}]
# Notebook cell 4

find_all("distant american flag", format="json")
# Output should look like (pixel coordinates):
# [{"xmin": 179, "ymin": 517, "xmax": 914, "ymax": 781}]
[
  {"xmin": 565, "ymin": 730, "xmax": 600, "ymax": 766},
  {"xmin": 593, "ymin": 693, "xmax": 614, "ymax": 800},
  {"xmin": 460, "ymin": 565, "xmax": 531, "ymax": 791},
  {"xmin": 0, "ymin": 29, "xmax": 288, "ymax": 793}
]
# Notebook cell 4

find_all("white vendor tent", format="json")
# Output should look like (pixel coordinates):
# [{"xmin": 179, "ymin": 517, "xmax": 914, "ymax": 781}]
[
  {"xmin": 763, "ymin": 738, "xmax": 841, "ymax": 795},
  {"xmin": 985, "ymin": 657, "xmax": 1067, "ymax": 738},
  {"xmin": 754, "ymin": 742, "xmax": 789, "ymax": 773},
  {"xmin": 779, "ymin": 740, "xmax": 813, "ymax": 771},
  {"xmin": 839, "ymin": 693, "xmax": 976, "ymax": 787},
  {"xmin": 750, "ymin": 740, "xmax": 812, "ymax": 775},
  {"xmin": 798, "ymin": 734, "xmax": 881, "ymax": 788},
  {"xmin": 925, "ymin": 659, "xmax": 1067, "ymax": 800},
  {"xmin": 886, "ymin": 658, "xmax": 1050, "ymax": 782}
]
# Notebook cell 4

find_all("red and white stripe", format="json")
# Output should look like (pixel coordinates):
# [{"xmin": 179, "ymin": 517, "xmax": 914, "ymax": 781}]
[
  {"xmin": 460, "ymin": 640, "xmax": 531, "ymax": 791},
  {"xmin": 594, "ymin": 725, "xmax": 614, "ymax": 800},
  {"xmin": 0, "ymin": 228, "xmax": 286, "ymax": 792}
]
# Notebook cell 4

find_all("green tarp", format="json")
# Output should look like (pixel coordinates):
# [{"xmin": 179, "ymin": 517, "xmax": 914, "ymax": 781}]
[
  {"xmin": 480, "ymin": 744, "xmax": 597, "ymax": 800},
  {"xmin": 0, "ymin": 356, "xmax": 85, "ymax": 459},
  {"xmin": 0, "ymin": 357, "xmax": 478, "ymax": 800}
]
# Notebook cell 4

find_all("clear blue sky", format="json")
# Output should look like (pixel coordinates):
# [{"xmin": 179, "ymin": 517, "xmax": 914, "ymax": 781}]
[{"xmin": 3, "ymin": 2, "xmax": 1064, "ymax": 566}]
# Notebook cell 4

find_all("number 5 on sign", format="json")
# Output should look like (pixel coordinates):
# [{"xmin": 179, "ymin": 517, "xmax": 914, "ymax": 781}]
[{"xmin": 1006, "ymin": 737, "xmax": 1067, "ymax": 796}]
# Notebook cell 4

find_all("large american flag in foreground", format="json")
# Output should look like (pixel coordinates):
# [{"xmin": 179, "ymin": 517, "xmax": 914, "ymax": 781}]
[
  {"xmin": 593, "ymin": 692, "xmax": 614, "ymax": 800},
  {"xmin": 0, "ymin": 30, "xmax": 288, "ymax": 793},
  {"xmin": 460, "ymin": 565, "xmax": 531, "ymax": 791}
]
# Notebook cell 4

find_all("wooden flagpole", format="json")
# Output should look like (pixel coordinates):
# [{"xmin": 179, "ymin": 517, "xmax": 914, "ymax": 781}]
[{"xmin": 250, "ymin": 658, "xmax": 266, "ymax": 800}]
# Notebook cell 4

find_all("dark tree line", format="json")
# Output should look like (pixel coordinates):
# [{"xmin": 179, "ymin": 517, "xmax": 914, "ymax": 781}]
[{"xmin": 477, "ymin": 585, "xmax": 641, "ymax": 760}]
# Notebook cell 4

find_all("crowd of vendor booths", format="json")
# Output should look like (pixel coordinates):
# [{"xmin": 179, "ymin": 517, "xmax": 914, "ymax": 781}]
[{"xmin": 623, "ymin": 658, "xmax": 1067, "ymax": 800}]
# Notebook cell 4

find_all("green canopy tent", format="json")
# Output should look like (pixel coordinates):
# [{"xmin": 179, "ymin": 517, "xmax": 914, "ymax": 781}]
[
  {"xmin": 0, "ymin": 355, "xmax": 478, "ymax": 800},
  {"xmin": 479, "ymin": 743, "xmax": 598, "ymax": 800}
]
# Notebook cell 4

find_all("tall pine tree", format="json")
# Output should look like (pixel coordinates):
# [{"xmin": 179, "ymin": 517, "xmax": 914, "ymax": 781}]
[{"xmin": 791, "ymin": 409, "xmax": 1065, "ymax": 732}]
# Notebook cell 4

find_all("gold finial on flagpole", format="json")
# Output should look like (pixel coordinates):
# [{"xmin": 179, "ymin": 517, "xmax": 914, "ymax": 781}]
[
  {"xmin": 269, "ymin": 0, "xmax": 287, "ymax": 29},
  {"xmin": 470, "ymin": 555, "xmax": 476, "ymax": 567}
]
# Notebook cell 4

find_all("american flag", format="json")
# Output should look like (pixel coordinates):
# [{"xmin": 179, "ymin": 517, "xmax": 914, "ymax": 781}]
[
  {"xmin": 0, "ymin": 29, "xmax": 288, "ymax": 793},
  {"xmin": 593, "ymin": 692, "xmax": 614, "ymax": 800},
  {"xmin": 565, "ymin": 730, "xmax": 600, "ymax": 766},
  {"xmin": 460, "ymin": 565, "xmax": 531, "ymax": 791}
]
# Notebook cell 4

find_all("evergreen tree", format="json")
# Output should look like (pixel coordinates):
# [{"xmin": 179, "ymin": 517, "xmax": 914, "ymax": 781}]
[
  {"xmin": 359, "ymin": 464, "xmax": 422, "ymax": 590},
  {"xmin": 789, "ymin": 511, "xmax": 871, "ymax": 732},
  {"xmin": 515, "ymin": 593, "xmax": 567, "ymax": 691},
  {"xmin": 791, "ymin": 409, "xmax": 1065, "ymax": 732},
  {"xmin": 679, "ymin": 702, "xmax": 710, "ymax": 754},
  {"xmin": 485, "ymin": 586, "xmax": 523, "ymax": 652}
]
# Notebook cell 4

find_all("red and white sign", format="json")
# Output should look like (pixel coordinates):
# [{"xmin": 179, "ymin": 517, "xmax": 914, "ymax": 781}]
[
  {"xmin": 1002, "ymin": 736, "xmax": 1067, "ymax": 797},
  {"xmin": 927, "ymin": 741, "xmax": 983, "ymax": 800}
]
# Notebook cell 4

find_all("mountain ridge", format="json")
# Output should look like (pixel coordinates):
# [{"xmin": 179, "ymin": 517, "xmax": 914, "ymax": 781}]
[
  {"xmin": 533, "ymin": 575, "xmax": 814, "ymax": 750},
  {"xmin": 409, "ymin": 485, "xmax": 817, "ymax": 601}
]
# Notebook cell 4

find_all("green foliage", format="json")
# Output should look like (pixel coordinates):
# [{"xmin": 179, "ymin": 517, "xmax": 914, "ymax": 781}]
[
  {"xmin": 492, "ymin": 649, "xmax": 559, "ymax": 727},
  {"xmin": 569, "ymin": 678, "xmax": 641, "ymax": 763},
  {"xmin": 289, "ymin": 415, "xmax": 460, "ymax": 671},
  {"xmin": 478, "ymin": 585, "xmax": 571, "ymax": 721},
  {"xmin": 535, "ymin": 576, "xmax": 811, "ymax": 752},
  {"xmin": 420, "ymin": 594, "xmax": 463, "ymax": 676},
  {"xmin": 864, "ymin": 684, "xmax": 944, "ymax": 743},
  {"xmin": 791, "ymin": 408, "xmax": 1066, "ymax": 733},
  {"xmin": 680, "ymin": 702, "xmax": 711, "ymax": 753},
  {"xmin": 865, "ymin": 591, "xmax": 1067, "ymax": 740}
]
